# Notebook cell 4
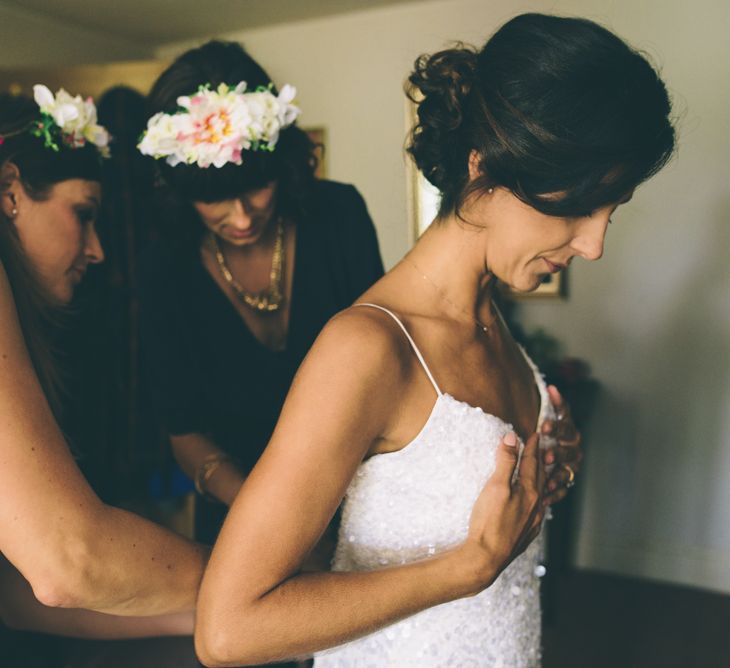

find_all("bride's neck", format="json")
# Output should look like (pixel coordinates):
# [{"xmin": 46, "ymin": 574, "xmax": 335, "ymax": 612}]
[{"xmin": 405, "ymin": 217, "xmax": 497, "ymax": 321}]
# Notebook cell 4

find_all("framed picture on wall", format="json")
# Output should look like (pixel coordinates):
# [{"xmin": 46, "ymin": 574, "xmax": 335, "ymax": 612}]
[
  {"xmin": 305, "ymin": 127, "xmax": 327, "ymax": 179},
  {"xmin": 405, "ymin": 98, "xmax": 439, "ymax": 244},
  {"xmin": 404, "ymin": 98, "xmax": 565, "ymax": 300}
]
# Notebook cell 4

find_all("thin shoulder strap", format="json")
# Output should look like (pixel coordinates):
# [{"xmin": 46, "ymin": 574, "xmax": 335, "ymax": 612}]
[{"xmin": 354, "ymin": 303, "xmax": 442, "ymax": 397}]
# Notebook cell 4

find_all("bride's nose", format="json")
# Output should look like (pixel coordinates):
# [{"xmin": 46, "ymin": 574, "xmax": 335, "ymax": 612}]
[{"xmin": 571, "ymin": 215, "xmax": 608, "ymax": 261}]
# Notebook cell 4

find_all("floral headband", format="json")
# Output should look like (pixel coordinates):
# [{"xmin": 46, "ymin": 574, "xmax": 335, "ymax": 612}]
[
  {"xmin": 137, "ymin": 81, "xmax": 301, "ymax": 169},
  {"xmin": 0, "ymin": 85, "xmax": 111, "ymax": 158}
]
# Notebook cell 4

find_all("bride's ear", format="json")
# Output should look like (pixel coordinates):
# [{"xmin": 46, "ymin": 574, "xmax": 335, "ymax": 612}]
[{"xmin": 468, "ymin": 150, "xmax": 482, "ymax": 182}]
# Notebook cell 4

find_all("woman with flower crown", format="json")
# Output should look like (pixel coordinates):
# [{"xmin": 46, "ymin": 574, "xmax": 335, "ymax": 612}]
[
  {"xmin": 136, "ymin": 41, "xmax": 384, "ymax": 561},
  {"xmin": 192, "ymin": 14, "xmax": 675, "ymax": 667},
  {"xmin": 0, "ymin": 86, "xmax": 208, "ymax": 638}
]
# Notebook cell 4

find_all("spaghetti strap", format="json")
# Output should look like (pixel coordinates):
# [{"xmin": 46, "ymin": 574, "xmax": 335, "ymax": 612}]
[{"xmin": 354, "ymin": 303, "xmax": 442, "ymax": 397}]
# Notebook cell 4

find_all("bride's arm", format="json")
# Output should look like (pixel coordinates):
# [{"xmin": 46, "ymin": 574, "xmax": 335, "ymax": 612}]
[
  {"xmin": 0, "ymin": 555, "xmax": 193, "ymax": 638},
  {"xmin": 195, "ymin": 309, "xmax": 544, "ymax": 667},
  {"xmin": 0, "ymin": 263, "xmax": 208, "ymax": 616}
]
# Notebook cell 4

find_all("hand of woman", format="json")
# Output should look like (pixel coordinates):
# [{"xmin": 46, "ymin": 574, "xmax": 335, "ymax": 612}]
[
  {"xmin": 542, "ymin": 385, "xmax": 583, "ymax": 505},
  {"xmin": 465, "ymin": 431, "xmax": 546, "ymax": 582}
]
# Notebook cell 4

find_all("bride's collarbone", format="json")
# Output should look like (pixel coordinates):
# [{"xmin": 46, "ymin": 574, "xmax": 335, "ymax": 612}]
[{"xmin": 420, "ymin": 349, "xmax": 539, "ymax": 441}]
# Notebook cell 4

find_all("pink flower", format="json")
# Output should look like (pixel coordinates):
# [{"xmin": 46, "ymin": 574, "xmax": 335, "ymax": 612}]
[{"xmin": 137, "ymin": 81, "xmax": 300, "ymax": 168}]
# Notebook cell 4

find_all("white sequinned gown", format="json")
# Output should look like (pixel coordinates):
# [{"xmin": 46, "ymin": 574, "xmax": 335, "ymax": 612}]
[{"xmin": 314, "ymin": 304, "xmax": 555, "ymax": 668}]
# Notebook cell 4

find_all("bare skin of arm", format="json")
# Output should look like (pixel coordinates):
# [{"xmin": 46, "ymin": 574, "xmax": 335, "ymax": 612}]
[
  {"xmin": 0, "ymin": 263, "xmax": 208, "ymax": 615},
  {"xmin": 171, "ymin": 427, "xmax": 335, "ymax": 572},
  {"xmin": 171, "ymin": 434, "xmax": 337, "ymax": 576},
  {"xmin": 195, "ymin": 310, "xmax": 545, "ymax": 667},
  {"xmin": 170, "ymin": 433, "xmax": 245, "ymax": 507},
  {"xmin": 0, "ymin": 555, "xmax": 193, "ymax": 638}
]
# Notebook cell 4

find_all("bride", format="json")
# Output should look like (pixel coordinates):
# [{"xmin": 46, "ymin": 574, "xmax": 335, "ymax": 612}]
[{"xmin": 195, "ymin": 13, "xmax": 675, "ymax": 667}]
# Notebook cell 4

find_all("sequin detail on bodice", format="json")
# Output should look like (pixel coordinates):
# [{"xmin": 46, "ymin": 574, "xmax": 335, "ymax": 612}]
[{"xmin": 314, "ymin": 304, "xmax": 554, "ymax": 668}]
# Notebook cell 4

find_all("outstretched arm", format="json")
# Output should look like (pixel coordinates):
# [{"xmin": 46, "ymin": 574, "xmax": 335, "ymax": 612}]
[
  {"xmin": 0, "ymin": 262, "xmax": 208, "ymax": 616},
  {"xmin": 195, "ymin": 310, "xmax": 545, "ymax": 667}
]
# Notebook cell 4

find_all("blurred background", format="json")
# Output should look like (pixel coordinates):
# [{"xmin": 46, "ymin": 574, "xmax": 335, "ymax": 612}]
[{"xmin": 0, "ymin": 1, "xmax": 728, "ymax": 666}]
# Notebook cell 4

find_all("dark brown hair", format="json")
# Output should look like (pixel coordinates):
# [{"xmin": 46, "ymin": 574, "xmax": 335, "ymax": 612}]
[
  {"xmin": 145, "ymin": 40, "xmax": 318, "ymax": 245},
  {"xmin": 407, "ymin": 13, "xmax": 676, "ymax": 219},
  {"xmin": 0, "ymin": 92, "xmax": 103, "ymax": 410}
]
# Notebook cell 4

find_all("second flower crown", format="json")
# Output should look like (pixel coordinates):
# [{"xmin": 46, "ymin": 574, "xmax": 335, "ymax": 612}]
[
  {"xmin": 137, "ymin": 81, "xmax": 301, "ymax": 169},
  {"xmin": 0, "ymin": 85, "xmax": 111, "ymax": 158}
]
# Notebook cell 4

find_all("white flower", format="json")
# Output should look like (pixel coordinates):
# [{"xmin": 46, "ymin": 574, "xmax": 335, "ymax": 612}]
[
  {"xmin": 137, "ymin": 81, "xmax": 301, "ymax": 168},
  {"xmin": 33, "ymin": 85, "xmax": 56, "ymax": 111},
  {"xmin": 32, "ymin": 84, "xmax": 111, "ymax": 156},
  {"xmin": 277, "ymin": 85, "xmax": 300, "ymax": 126}
]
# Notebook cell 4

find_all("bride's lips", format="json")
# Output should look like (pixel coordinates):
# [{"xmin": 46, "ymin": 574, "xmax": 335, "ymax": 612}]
[{"xmin": 543, "ymin": 258, "xmax": 566, "ymax": 273}]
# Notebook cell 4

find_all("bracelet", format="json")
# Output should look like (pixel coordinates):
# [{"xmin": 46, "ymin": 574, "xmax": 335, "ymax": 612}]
[{"xmin": 194, "ymin": 454, "xmax": 231, "ymax": 500}]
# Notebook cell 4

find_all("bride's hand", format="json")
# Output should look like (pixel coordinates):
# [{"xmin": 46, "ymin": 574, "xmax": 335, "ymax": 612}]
[
  {"xmin": 541, "ymin": 385, "xmax": 583, "ymax": 505},
  {"xmin": 463, "ymin": 431, "xmax": 545, "ymax": 588}
]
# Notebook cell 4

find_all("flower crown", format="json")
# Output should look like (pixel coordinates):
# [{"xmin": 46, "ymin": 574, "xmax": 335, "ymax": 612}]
[
  {"xmin": 137, "ymin": 81, "xmax": 301, "ymax": 169},
  {"xmin": 23, "ymin": 85, "xmax": 111, "ymax": 157}
]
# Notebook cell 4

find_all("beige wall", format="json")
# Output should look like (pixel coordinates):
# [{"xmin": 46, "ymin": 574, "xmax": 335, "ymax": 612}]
[
  {"xmin": 157, "ymin": 0, "xmax": 730, "ymax": 593},
  {"xmin": 0, "ymin": 1, "xmax": 150, "ymax": 68},
  {"xmin": 513, "ymin": 1, "xmax": 730, "ymax": 595}
]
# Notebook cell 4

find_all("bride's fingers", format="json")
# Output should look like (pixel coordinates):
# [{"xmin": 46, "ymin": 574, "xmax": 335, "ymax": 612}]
[
  {"xmin": 555, "ymin": 444, "xmax": 583, "ymax": 466},
  {"xmin": 559, "ymin": 428, "xmax": 581, "ymax": 446},
  {"xmin": 546, "ymin": 463, "xmax": 570, "ymax": 488},
  {"xmin": 513, "ymin": 433, "xmax": 544, "ymax": 547},
  {"xmin": 544, "ymin": 487, "xmax": 569, "ymax": 506},
  {"xmin": 492, "ymin": 431, "xmax": 520, "ymax": 489},
  {"xmin": 547, "ymin": 385, "xmax": 566, "ymax": 414},
  {"xmin": 516, "ymin": 432, "xmax": 540, "ymax": 492},
  {"xmin": 548, "ymin": 386, "xmax": 578, "ymax": 428},
  {"xmin": 541, "ymin": 418, "xmax": 580, "ymax": 458}
]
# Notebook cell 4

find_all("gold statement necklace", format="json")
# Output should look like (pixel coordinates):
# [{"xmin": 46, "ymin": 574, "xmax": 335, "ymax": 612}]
[{"xmin": 211, "ymin": 219, "xmax": 285, "ymax": 313}]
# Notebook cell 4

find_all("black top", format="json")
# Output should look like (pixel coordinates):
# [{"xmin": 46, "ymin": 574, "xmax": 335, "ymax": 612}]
[{"xmin": 137, "ymin": 180, "xmax": 384, "ymax": 541}]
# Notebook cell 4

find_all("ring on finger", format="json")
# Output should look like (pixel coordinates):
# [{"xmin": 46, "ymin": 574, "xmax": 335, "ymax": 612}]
[{"xmin": 561, "ymin": 463, "xmax": 576, "ymax": 489}]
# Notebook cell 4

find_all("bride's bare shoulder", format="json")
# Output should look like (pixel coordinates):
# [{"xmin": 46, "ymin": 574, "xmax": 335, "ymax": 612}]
[
  {"xmin": 287, "ymin": 304, "xmax": 419, "ymax": 409},
  {"xmin": 321, "ymin": 304, "xmax": 416, "ymax": 370}
]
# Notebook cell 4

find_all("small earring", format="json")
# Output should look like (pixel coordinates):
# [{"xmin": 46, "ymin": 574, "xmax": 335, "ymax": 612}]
[
  {"xmin": 487, "ymin": 188, "xmax": 494, "ymax": 194},
  {"xmin": 11, "ymin": 207, "xmax": 17, "ymax": 217}
]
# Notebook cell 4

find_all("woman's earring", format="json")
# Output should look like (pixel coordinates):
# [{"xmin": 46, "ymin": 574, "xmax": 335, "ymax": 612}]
[
  {"xmin": 487, "ymin": 188, "xmax": 494, "ymax": 194},
  {"xmin": 9, "ymin": 193, "xmax": 17, "ymax": 217}
]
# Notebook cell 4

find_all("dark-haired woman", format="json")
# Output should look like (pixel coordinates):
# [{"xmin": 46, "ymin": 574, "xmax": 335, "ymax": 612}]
[
  {"xmin": 194, "ymin": 13, "xmax": 675, "ymax": 667},
  {"xmin": 136, "ymin": 41, "xmax": 384, "ymax": 552},
  {"xmin": 0, "ymin": 88, "xmax": 207, "ymax": 636}
]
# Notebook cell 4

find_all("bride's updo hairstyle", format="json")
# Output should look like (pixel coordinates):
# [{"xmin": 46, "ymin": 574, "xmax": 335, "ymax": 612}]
[{"xmin": 407, "ymin": 13, "xmax": 676, "ymax": 219}]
